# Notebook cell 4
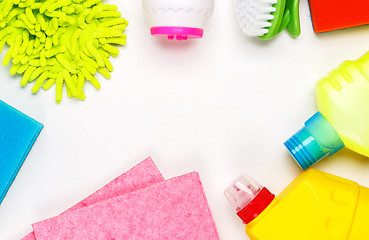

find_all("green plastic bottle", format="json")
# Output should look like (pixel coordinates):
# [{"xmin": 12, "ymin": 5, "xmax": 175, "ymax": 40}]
[{"xmin": 285, "ymin": 51, "xmax": 369, "ymax": 169}]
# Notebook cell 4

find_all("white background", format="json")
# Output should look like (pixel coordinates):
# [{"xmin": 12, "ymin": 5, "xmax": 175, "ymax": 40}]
[{"xmin": 1, "ymin": 1, "xmax": 369, "ymax": 239}]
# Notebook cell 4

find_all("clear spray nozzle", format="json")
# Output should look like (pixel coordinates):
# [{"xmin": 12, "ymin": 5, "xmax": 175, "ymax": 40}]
[
  {"xmin": 224, "ymin": 174, "xmax": 263, "ymax": 212},
  {"xmin": 224, "ymin": 174, "xmax": 275, "ymax": 224}
]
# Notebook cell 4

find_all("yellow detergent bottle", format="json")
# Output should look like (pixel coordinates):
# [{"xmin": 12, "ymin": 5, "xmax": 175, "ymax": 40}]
[
  {"xmin": 284, "ymin": 52, "xmax": 369, "ymax": 169},
  {"xmin": 225, "ymin": 169, "xmax": 369, "ymax": 240}
]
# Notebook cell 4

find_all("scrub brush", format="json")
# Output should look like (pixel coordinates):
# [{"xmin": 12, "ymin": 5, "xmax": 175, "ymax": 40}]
[{"xmin": 233, "ymin": 0, "xmax": 300, "ymax": 40}]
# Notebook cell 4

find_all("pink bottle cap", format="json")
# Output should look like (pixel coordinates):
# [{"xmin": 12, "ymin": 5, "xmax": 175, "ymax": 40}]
[{"xmin": 150, "ymin": 27, "xmax": 204, "ymax": 40}]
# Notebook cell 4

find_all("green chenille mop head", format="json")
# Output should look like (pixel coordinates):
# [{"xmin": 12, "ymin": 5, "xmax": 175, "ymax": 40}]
[{"xmin": 0, "ymin": 0, "xmax": 128, "ymax": 103}]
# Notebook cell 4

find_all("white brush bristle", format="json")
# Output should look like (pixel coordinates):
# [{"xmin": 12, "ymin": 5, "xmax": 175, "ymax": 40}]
[{"xmin": 234, "ymin": 0, "xmax": 278, "ymax": 37}]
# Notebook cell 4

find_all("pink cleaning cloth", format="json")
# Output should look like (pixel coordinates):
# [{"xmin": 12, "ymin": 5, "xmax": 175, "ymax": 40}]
[
  {"xmin": 21, "ymin": 157, "xmax": 164, "ymax": 240},
  {"xmin": 32, "ymin": 172, "xmax": 220, "ymax": 240}
]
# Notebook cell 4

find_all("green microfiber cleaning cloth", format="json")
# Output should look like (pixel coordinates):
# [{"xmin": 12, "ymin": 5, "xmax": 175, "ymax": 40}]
[{"xmin": 0, "ymin": 0, "xmax": 128, "ymax": 103}]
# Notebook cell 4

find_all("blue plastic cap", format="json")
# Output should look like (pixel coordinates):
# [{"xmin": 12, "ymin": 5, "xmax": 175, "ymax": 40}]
[{"xmin": 284, "ymin": 112, "xmax": 344, "ymax": 170}]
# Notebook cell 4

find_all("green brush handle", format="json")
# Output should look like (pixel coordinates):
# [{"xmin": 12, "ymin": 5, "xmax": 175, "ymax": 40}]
[
  {"xmin": 259, "ymin": 0, "xmax": 300, "ymax": 40},
  {"xmin": 283, "ymin": 0, "xmax": 300, "ymax": 37}
]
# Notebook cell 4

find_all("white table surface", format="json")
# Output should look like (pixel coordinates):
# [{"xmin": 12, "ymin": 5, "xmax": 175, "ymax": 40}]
[{"xmin": 1, "ymin": 1, "xmax": 369, "ymax": 239}]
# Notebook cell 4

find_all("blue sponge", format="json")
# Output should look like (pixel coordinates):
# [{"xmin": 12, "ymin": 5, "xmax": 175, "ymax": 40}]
[{"xmin": 0, "ymin": 100, "xmax": 43, "ymax": 205}]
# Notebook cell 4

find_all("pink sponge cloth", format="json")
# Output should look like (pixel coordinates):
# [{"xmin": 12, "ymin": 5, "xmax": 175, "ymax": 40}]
[
  {"xmin": 21, "ymin": 157, "xmax": 164, "ymax": 240},
  {"xmin": 32, "ymin": 172, "xmax": 220, "ymax": 240}
]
